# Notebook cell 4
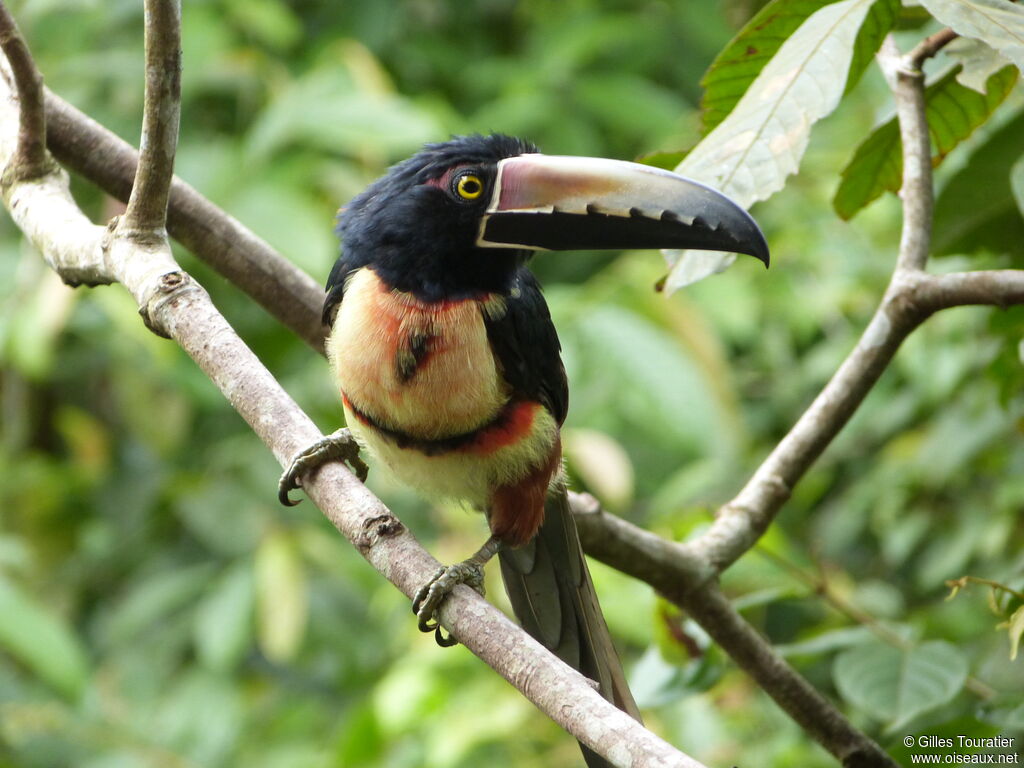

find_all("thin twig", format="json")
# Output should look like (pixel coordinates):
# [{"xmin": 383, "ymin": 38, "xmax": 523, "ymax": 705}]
[
  {"xmin": 907, "ymin": 27, "xmax": 958, "ymax": 68},
  {"xmin": 886, "ymin": 37, "xmax": 934, "ymax": 273},
  {"xmin": 121, "ymin": 0, "xmax": 181, "ymax": 239},
  {"xmin": 0, "ymin": 1, "xmax": 48, "ymax": 180},
  {"xmin": 916, "ymin": 269, "xmax": 1024, "ymax": 311}
]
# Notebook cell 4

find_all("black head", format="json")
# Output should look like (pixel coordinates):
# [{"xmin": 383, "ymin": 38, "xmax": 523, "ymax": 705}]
[{"xmin": 333, "ymin": 134, "xmax": 538, "ymax": 305}]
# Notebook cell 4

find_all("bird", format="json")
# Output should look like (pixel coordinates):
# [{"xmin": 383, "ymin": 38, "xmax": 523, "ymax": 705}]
[{"xmin": 279, "ymin": 134, "xmax": 768, "ymax": 767}]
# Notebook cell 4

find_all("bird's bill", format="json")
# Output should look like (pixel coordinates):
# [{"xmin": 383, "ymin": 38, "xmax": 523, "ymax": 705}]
[{"xmin": 477, "ymin": 154, "xmax": 769, "ymax": 266}]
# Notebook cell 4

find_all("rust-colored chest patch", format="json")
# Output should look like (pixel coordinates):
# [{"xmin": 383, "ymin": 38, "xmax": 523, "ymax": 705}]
[{"xmin": 327, "ymin": 268, "xmax": 509, "ymax": 440}]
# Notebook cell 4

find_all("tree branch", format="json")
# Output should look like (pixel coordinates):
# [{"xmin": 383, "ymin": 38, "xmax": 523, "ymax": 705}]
[
  {"xmin": 120, "ymin": 0, "xmax": 181, "ymax": 239},
  {"xmin": 0, "ymin": 2, "xmax": 50, "ymax": 180},
  {"xmin": 916, "ymin": 269, "xmax": 1024, "ymax": 311},
  {"xmin": 907, "ymin": 27, "xmax": 958, "ymax": 68},
  {"xmin": 43, "ymin": 89, "xmax": 327, "ymax": 352},
  {"xmin": 881, "ymin": 36, "xmax": 933, "ymax": 273},
  {"xmin": 684, "ymin": 31, "xmax": 1001, "ymax": 572}
]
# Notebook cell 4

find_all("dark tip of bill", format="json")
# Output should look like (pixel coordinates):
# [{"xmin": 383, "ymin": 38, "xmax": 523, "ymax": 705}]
[{"xmin": 751, "ymin": 235, "xmax": 770, "ymax": 268}]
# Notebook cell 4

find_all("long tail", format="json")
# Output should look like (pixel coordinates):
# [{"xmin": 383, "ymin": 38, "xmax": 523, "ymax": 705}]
[{"xmin": 498, "ymin": 481, "xmax": 640, "ymax": 767}]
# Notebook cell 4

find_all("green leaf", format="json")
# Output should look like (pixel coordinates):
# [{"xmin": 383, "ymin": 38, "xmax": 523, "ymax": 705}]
[
  {"xmin": 1005, "ymin": 605, "xmax": 1024, "ymax": 660},
  {"xmin": 833, "ymin": 64, "xmax": 1019, "ymax": 219},
  {"xmin": 0, "ymin": 575, "xmax": 89, "ymax": 699},
  {"xmin": 225, "ymin": 0, "xmax": 302, "ymax": 51},
  {"xmin": 255, "ymin": 530, "xmax": 308, "ymax": 663},
  {"xmin": 775, "ymin": 626, "xmax": 876, "ymax": 657},
  {"xmin": 636, "ymin": 149, "xmax": 688, "ymax": 170},
  {"xmin": 834, "ymin": 641, "xmax": 968, "ymax": 729},
  {"xmin": 100, "ymin": 564, "xmax": 214, "ymax": 648},
  {"xmin": 846, "ymin": 0, "xmax": 901, "ymax": 94},
  {"xmin": 933, "ymin": 109, "xmax": 1024, "ymax": 256},
  {"xmin": 194, "ymin": 562, "xmax": 255, "ymax": 672},
  {"xmin": 918, "ymin": 0, "xmax": 1024, "ymax": 73},
  {"xmin": 563, "ymin": 428, "xmax": 635, "ymax": 512},
  {"xmin": 667, "ymin": 0, "xmax": 880, "ymax": 290},
  {"xmin": 944, "ymin": 36, "xmax": 1015, "ymax": 92},
  {"xmin": 246, "ymin": 68, "xmax": 442, "ymax": 161},
  {"xmin": 699, "ymin": 0, "xmax": 833, "ymax": 135},
  {"xmin": 1012, "ymin": 153, "xmax": 1024, "ymax": 215}
]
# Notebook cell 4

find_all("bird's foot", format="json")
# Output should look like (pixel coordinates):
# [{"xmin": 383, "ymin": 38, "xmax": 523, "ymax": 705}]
[
  {"xmin": 412, "ymin": 535, "xmax": 503, "ymax": 647},
  {"xmin": 278, "ymin": 428, "xmax": 369, "ymax": 506}
]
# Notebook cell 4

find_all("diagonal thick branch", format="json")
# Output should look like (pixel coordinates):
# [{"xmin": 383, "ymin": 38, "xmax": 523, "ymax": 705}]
[{"xmin": 0, "ymin": 13, "xmax": 701, "ymax": 768}]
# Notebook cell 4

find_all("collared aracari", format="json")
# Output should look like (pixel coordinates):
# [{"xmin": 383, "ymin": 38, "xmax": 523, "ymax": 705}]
[{"xmin": 279, "ymin": 134, "xmax": 768, "ymax": 767}]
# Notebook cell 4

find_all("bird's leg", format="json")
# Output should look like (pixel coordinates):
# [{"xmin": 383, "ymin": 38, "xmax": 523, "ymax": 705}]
[
  {"xmin": 278, "ymin": 428, "xmax": 369, "ymax": 506},
  {"xmin": 412, "ymin": 534, "xmax": 504, "ymax": 647}
]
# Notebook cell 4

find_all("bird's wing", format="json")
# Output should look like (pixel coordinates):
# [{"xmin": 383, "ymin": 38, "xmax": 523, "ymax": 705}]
[
  {"xmin": 322, "ymin": 251, "xmax": 363, "ymax": 326},
  {"xmin": 483, "ymin": 267, "xmax": 568, "ymax": 426}
]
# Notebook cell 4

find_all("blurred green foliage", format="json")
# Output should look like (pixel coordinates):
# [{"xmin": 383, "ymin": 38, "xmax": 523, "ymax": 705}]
[{"xmin": 1, "ymin": 1, "xmax": 1023, "ymax": 766}]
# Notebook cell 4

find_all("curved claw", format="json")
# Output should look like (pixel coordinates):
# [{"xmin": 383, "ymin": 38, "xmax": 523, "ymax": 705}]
[
  {"xmin": 278, "ymin": 472, "xmax": 303, "ymax": 507},
  {"xmin": 277, "ymin": 428, "xmax": 368, "ymax": 507},
  {"xmin": 434, "ymin": 626, "xmax": 458, "ymax": 647}
]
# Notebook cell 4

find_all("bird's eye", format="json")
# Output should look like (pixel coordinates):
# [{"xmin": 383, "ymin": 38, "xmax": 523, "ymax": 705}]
[{"xmin": 454, "ymin": 173, "xmax": 484, "ymax": 201}]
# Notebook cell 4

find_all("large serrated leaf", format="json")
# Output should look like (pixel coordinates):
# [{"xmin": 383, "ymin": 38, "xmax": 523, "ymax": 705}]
[
  {"xmin": 933, "ymin": 109, "xmax": 1024, "ymax": 256},
  {"xmin": 833, "ymin": 640, "xmax": 968, "ymax": 730},
  {"xmin": 833, "ymin": 64, "xmax": 1019, "ymax": 219},
  {"xmin": 0, "ymin": 575, "xmax": 89, "ymax": 699},
  {"xmin": 665, "ymin": 0, "xmax": 879, "ymax": 291},
  {"xmin": 918, "ymin": 0, "xmax": 1024, "ymax": 73}
]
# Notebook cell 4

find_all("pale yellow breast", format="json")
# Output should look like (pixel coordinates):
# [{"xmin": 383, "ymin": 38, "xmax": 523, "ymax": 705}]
[{"xmin": 326, "ymin": 268, "xmax": 507, "ymax": 439}]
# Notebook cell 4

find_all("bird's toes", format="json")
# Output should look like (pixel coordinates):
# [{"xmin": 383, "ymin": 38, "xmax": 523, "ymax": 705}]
[
  {"xmin": 411, "ymin": 561, "xmax": 487, "ymax": 647},
  {"xmin": 277, "ymin": 428, "xmax": 368, "ymax": 505}
]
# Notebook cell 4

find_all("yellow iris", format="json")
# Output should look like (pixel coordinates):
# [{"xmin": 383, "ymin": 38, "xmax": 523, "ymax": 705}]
[{"xmin": 456, "ymin": 174, "xmax": 483, "ymax": 200}]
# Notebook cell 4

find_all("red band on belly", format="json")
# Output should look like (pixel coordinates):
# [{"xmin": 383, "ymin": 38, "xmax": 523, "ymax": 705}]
[{"xmin": 465, "ymin": 401, "xmax": 538, "ymax": 455}]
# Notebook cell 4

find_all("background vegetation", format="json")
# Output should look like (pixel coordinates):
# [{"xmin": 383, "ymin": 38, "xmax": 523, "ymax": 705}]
[{"xmin": 1, "ymin": 1, "xmax": 1022, "ymax": 766}]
